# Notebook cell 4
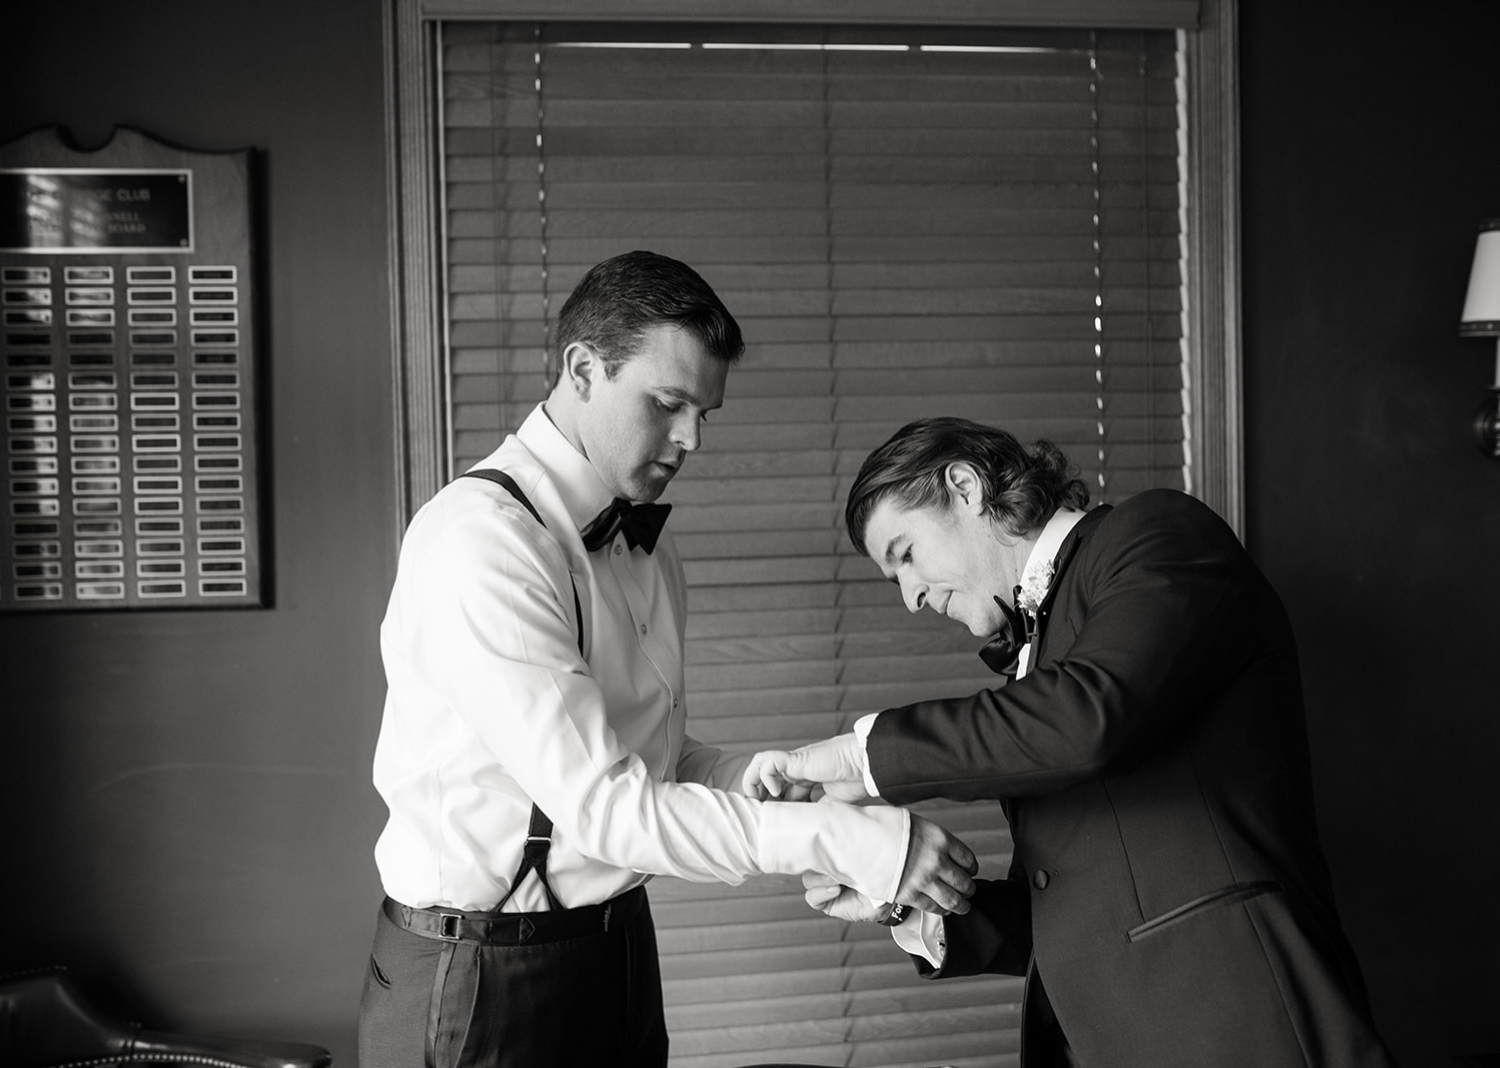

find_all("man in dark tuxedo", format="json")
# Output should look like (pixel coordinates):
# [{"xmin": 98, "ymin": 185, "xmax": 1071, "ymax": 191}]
[{"xmin": 746, "ymin": 417, "xmax": 1398, "ymax": 1068}]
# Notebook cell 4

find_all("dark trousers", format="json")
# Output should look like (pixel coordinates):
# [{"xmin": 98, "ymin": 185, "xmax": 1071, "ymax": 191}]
[{"xmin": 358, "ymin": 886, "xmax": 667, "ymax": 1068}]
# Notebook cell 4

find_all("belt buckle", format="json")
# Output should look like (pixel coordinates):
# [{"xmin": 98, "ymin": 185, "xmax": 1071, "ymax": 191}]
[{"xmin": 438, "ymin": 913, "xmax": 461, "ymax": 941}]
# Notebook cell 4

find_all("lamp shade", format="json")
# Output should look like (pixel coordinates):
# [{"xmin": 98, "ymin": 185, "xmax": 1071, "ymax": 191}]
[{"xmin": 1460, "ymin": 218, "xmax": 1500, "ymax": 335}]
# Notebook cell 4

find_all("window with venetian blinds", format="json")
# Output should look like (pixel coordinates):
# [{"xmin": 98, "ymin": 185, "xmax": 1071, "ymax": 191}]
[{"xmin": 439, "ymin": 21, "xmax": 1185, "ymax": 1068}]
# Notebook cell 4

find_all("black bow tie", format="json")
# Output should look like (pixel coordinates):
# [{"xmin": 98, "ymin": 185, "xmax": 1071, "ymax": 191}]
[
  {"xmin": 977, "ymin": 587, "xmax": 1035, "ymax": 676},
  {"xmin": 581, "ymin": 498, "xmax": 671, "ymax": 554}
]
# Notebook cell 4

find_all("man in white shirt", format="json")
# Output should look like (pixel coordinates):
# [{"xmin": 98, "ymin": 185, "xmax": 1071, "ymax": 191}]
[{"xmin": 358, "ymin": 253, "xmax": 979, "ymax": 1068}]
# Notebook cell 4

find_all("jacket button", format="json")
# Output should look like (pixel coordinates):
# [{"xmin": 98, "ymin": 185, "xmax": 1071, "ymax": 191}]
[{"xmin": 1032, "ymin": 869, "xmax": 1050, "ymax": 890}]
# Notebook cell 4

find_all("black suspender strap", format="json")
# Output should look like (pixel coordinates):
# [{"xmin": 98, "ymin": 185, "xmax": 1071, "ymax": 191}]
[
  {"xmin": 511, "ymin": 801, "xmax": 564, "ymax": 913},
  {"xmin": 460, "ymin": 469, "xmax": 583, "ymax": 653},
  {"xmin": 459, "ymin": 468, "xmax": 578, "ymax": 912}
]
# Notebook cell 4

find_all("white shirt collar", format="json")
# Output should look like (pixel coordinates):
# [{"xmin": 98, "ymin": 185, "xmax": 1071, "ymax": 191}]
[
  {"xmin": 514, "ymin": 402, "xmax": 617, "ymax": 533},
  {"xmin": 1017, "ymin": 507, "xmax": 1086, "ymax": 609}
]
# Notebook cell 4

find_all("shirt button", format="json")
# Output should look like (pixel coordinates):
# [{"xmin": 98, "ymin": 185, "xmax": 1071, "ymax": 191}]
[
  {"xmin": 1032, "ymin": 869, "xmax": 1051, "ymax": 890},
  {"xmin": 639, "ymin": 624, "xmax": 648, "ymax": 635},
  {"xmin": 614, "ymin": 544, "xmax": 623, "ymax": 556}
]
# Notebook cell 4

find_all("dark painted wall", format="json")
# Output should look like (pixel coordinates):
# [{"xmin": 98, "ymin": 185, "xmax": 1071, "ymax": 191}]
[
  {"xmin": 0, "ymin": 2, "xmax": 393, "ymax": 1064},
  {"xmin": 3, "ymin": 2, "xmax": 1499, "ymax": 1066},
  {"xmin": 1241, "ymin": 2, "xmax": 1500, "ymax": 1064}
]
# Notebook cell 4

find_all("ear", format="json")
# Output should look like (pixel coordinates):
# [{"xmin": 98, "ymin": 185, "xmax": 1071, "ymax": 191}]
[
  {"xmin": 944, "ymin": 461, "xmax": 987, "ymax": 516},
  {"xmin": 561, "ymin": 341, "xmax": 598, "ymax": 400}
]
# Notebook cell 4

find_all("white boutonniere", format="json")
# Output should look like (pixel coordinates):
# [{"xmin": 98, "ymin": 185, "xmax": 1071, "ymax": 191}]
[
  {"xmin": 1016, "ymin": 561, "xmax": 1055, "ymax": 618},
  {"xmin": 1013, "ymin": 561, "xmax": 1054, "ymax": 680}
]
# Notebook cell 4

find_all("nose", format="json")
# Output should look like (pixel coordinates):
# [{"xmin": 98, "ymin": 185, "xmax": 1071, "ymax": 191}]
[
  {"xmin": 900, "ymin": 576, "xmax": 926, "ymax": 614},
  {"xmin": 670, "ymin": 413, "xmax": 701, "ymax": 453}
]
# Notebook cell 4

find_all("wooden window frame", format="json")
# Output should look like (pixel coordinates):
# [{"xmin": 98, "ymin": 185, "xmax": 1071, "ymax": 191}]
[{"xmin": 383, "ymin": 0, "xmax": 1241, "ymax": 536}]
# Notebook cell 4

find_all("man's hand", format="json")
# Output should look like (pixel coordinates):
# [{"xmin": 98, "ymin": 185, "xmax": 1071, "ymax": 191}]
[
  {"xmin": 802, "ymin": 871, "xmax": 882, "ymax": 923},
  {"xmin": 801, "ymin": 813, "xmax": 978, "ymax": 922},
  {"xmin": 895, "ymin": 813, "xmax": 978, "ymax": 916},
  {"xmin": 740, "ymin": 778, "xmax": 815, "ymax": 802},
  {"xmin": 727, "ymin": 752, "xmax": 814, "ymax": 801},
  {"xmin": 742, "ymin": 732, "xmax": 870, "ymax": 803}
]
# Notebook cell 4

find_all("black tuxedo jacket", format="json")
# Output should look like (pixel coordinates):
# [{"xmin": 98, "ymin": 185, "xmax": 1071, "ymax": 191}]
[{"xmin": 866, "ymin": 489, "xmax": 1396, "ymax": 1068}]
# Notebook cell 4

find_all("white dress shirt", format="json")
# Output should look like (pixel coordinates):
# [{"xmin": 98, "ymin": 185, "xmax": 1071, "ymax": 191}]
[
  {"xmin": 856, "ymin": 506, "xmax": 1086, "ymax": 962},
  {"xmin": 373, "ymin": 403, "xmax": 909, "ymax": 913}
]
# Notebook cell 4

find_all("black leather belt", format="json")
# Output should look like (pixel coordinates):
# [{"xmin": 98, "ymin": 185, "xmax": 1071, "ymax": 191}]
[{"xmin": 383, "ymin": 884, "xmax": 645, "ymax": 946}]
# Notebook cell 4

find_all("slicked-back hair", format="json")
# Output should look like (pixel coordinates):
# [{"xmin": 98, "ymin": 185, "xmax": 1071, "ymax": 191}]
[
  {"xmin": 845, "ymin": 417, "xmax": 1090, "ymax": 556},
  {"xmin": 549, "ymin": 250, "xmax": 744, "ymax": 387}
]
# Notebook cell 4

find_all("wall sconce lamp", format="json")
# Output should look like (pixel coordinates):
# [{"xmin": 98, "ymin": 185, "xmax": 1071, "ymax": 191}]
[{"xmin": 1460, "ymin": 218, "xmax": 1500, "ymax": 458}]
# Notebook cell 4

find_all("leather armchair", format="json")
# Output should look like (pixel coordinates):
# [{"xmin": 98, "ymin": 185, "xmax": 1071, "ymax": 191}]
[{"xmin": 0, "ymin": 967, "xmax": 331, "ymax": 1068}]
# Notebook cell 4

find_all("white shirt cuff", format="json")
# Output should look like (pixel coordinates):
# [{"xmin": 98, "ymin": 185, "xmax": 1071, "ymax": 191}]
[
  {"xmin": 890, "ymin": 908, "xmax": 947, "ymax": 968},
  {"xmin": 757, "ymin": 798, "xmax": 909, "ymax": 905},
  {"xmin": 852, "ymin": 712, "xmax": 882, "ymax": 799}
]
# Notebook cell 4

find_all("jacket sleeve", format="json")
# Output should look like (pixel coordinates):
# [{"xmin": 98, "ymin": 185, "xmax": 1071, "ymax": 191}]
[
  {"xmin": 869, "ymin": 491, "xmax": 1285, "ymax": 802},
  {"xmin": 913, "ymin": 875, "xmax": 1033, "ymax": 980}
]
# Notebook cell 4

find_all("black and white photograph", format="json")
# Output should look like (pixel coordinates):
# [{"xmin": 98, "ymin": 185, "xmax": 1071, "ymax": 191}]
[{"xmin": 2, "ymin": 3, "xmax": 1497, "ymax": 1067}]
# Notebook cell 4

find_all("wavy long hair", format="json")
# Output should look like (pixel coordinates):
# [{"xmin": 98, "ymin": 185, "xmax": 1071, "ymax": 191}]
[{"xmin": 845, "ymin": 417, "xmax": 1089, "ymax": 556}]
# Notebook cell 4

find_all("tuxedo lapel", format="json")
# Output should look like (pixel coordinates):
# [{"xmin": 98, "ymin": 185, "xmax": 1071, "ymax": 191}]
[{"xmin": 1031, "ymin": 504, "xmax": 1111, "ymax": 654}]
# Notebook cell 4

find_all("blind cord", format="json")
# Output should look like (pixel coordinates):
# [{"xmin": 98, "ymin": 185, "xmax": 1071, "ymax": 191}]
[
  {"xmin": 533, "ymin": 22, "xmax": 553, "ymax": 385},
  {"xmin": 1089, "ymin": 31, "xmax": 1109, "ymax": 499}
]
